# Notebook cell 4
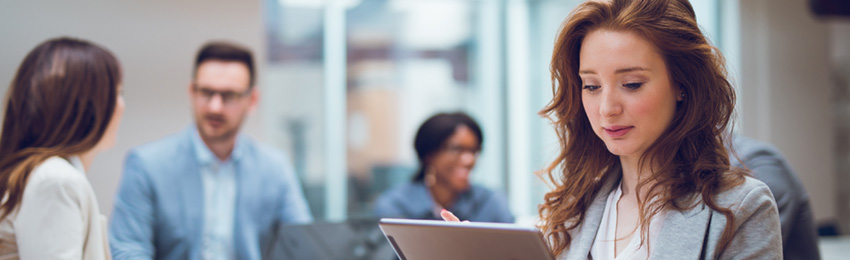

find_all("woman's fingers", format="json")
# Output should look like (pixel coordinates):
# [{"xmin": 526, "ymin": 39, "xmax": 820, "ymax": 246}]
[{"xmin": 441, "ymin": 209, "xmax": 460, "ymax": 222}]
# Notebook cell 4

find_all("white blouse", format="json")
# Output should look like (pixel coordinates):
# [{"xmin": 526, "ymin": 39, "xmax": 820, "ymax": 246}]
[
  {"xmin": 590, "ymin": 182, "xmax": 666, "ymax": 260},
  {"xmin": 0, "ymin": 156, "xmax": 111, "ymax": 260}
]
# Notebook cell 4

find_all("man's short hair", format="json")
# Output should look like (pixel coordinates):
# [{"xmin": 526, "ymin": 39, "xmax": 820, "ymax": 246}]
[{"xmin": 194, "ymin": 41, "xmax": 255, "ymax": 87}]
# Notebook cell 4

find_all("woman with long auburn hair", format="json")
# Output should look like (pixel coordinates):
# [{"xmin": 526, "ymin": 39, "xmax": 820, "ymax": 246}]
[
  {"xmin": 443, "ymin": 0, "xmax": 782, "ymax": 259},
  {"xmin": 0, "ymin": 37, "xmax": 124, "ymax": 260},
  {"xmin": 537, "ymin": 0, "xmax": 782, "ymax": 258}
]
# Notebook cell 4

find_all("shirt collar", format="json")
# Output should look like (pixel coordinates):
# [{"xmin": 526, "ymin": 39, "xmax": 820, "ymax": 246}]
[
  {"xmin": 68, "ymin": 156, "xmax": 85, "ymax": 172},
  {"xmin": 190, "ymin": 125, "xmax": 245, "ymax": 165}
]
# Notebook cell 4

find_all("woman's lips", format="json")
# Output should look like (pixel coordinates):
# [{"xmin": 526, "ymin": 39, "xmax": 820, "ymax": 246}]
[{"xmin": 604, "ymin": 126, "xmax": 634, "ymax": 138}]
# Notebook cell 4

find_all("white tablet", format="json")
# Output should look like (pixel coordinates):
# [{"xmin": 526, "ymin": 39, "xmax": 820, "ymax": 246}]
[{"xmin": 379, "ymin": 218, "xmax": 555, "ymax": 260}]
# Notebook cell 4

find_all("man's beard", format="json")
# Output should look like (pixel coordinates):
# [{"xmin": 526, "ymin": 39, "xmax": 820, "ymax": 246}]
[{"xmin": 198, "ymin": 114, "xmax": 240, "ymax": 143}]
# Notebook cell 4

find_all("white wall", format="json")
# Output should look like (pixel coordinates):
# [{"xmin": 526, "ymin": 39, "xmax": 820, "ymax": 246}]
[
  {"xmin": 829, "ymin": 20, "xmax": 850, "ymax": 232},
  {"xmin": 0, "ymin": 0, "xmax": 265, "ymax": 217},
  {"xmin": 738, "ymin": 0, "xmax": 837, "ymax": 222}
]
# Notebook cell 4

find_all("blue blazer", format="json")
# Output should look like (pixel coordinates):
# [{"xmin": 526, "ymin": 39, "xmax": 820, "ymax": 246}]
[
  {"xmin": 109, "ymin": 127, "xmax": 312, "ymax": 260},
  {"xmin": 374, "ymin": 182, "xmax": 514, "ymax": 223}
]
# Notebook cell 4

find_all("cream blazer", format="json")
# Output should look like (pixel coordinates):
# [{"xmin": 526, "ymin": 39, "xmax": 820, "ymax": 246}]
[{"xmin": 0, "ymin": 156, "xmax": 111, "ymax": 260}]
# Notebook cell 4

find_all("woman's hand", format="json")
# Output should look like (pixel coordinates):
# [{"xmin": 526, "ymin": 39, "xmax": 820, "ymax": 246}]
[{"xmin": 440, "ymin": 209, "xmax": 468, "ymax": 222}]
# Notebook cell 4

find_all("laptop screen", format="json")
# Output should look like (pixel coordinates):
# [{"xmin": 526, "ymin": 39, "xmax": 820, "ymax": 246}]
[{"xmin": 264, "ymin": 217, "xmax": 396, "ymax": 260}]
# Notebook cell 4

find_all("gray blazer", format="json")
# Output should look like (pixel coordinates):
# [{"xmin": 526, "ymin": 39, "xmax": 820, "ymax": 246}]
[
  {"xmin": 557, "ymin": 173, "xmax": 783, "ymax": 260},
  {"xmin": 731, "ymin": 135, "xmax": 820, "ymax": 260}
]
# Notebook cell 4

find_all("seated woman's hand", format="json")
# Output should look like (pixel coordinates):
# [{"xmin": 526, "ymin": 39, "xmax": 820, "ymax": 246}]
[{"xmin": 440, "ymin": 209, "xmax": 469, "ymax": 222}]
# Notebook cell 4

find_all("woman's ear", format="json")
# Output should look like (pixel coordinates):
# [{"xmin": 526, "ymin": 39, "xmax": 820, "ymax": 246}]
[
  {"xmin": 677, "ymin": 87, "xmax": 685, "ymax": 102},
  {"xmin": 424, "ymin": 154, "xmax": 435, "ymax": 167}
]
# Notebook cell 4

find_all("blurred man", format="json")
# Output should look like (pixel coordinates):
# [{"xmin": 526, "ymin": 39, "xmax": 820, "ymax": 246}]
[
  {"xmin": 732, "ymin": 135, "xmax": 820, "ymax": 260},
  {"xmin": 109, "ymin": 41, "xmax": 312, "ymax": 260}
]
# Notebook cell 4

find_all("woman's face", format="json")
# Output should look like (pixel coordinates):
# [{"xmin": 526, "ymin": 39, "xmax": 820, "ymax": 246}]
[
  {"xmin": 429, "ymin": 125, "xmax": 480, "ymax": 193},
  {"xmin": 578, "ymin": 30, "xmax": 682, "ymax": 160}
]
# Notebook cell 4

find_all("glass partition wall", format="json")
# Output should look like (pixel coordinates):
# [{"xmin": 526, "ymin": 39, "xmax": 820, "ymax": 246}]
[{"xmin": 262, "ymin": 0, "xmax": 732, "ymax": 222}]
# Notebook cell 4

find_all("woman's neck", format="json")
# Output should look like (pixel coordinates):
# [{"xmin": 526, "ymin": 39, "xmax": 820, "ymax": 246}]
[
  {"xmin": 429, "ymin": 182, "xmax": 458, "ymax": 209},
  {"xmin": 79, "ymin": 150, "xmax": 96, "ymax": 172},
  {"xmin": 619, "ymin": 155, "xmax": 655, "ymax": 197}
]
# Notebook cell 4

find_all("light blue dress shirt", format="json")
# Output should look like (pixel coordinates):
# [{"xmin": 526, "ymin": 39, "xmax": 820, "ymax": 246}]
[{"xmin": 191, "ymin": 130, "xmax": 237, "ymax": 260}]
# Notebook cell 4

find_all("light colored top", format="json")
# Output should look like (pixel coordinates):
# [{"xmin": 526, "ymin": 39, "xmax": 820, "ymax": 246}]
[
  {"xmin": 110, "ymin": 126, "xmax": 312, "ymax": 260},
  {"xmin": 191, "ymin": 130, "xmax": 237, "ymax": 260},
  {"xmin": 0, "ymin": 156, "xmax": 111, "ymax": 260},
  {"xmin": 557, "ymin": 167, "xmax": 782, "ymax": 260},
  {"xmin": 590, "ymin": 182, "xmax": 665, "ymax": 260}
]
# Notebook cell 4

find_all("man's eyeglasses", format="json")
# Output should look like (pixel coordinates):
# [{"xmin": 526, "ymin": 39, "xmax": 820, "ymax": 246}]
[{"xmin": 193, "ymin": 85, "xmax": 252, "ymax": 105}]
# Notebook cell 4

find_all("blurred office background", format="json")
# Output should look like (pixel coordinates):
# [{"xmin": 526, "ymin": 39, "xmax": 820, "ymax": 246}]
[{"xmin": 1, "ymin": 0, "xmax": 849, "ymax": 256}]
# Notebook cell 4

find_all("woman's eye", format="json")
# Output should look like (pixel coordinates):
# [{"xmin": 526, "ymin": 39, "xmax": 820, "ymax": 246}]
[
  {"xmin": 623, "ymin": 83, "xmax": 643, "ymax": 90},
  {"xmin": 582, "ymin": 85, "xmax": 600, "ymax": 91}
]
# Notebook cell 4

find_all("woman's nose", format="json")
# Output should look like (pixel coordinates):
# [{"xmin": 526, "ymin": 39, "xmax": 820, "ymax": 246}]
[
  {"xmin": 458, "ymin": 151, "xmax": 477, "ymax": 166},
  {"xmin": 599, "ymin": 87, "xmax": 622, "ymax": 117}
]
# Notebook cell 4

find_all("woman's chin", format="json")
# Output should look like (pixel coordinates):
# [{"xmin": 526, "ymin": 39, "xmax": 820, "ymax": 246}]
[
  {"xmin": 604, "ymin": 144, "xmax": 636, "ymax": 157},
  {"xmin": 450, "ymin": 182, "xmax": 471, "ymax": 193}
]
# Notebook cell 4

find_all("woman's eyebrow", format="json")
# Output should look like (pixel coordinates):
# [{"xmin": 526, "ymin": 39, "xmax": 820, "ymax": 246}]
[
  {"xmin": 578, "ymin": 66, "xmax": 650, "ymax": 75},
  {"xmin": 614, "ymin": 66, "xmax": 650, "ymax": 74}
]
